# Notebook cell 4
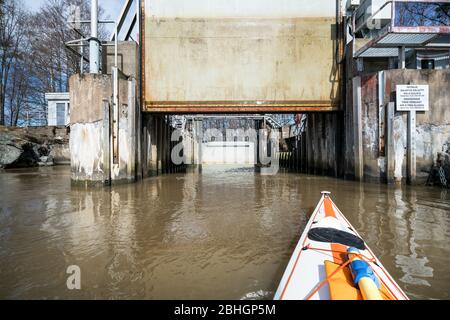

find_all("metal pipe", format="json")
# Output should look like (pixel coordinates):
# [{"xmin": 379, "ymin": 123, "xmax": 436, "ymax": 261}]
[
  {"xmin": 398, "ymin": 46, "xmax": 406, "ymax": 69},
  {"xmin": 111, "ymin": 0, "xmax": 134, "ymax": 41},
  {"xmin": 354, "ymin": 0, "xmax": 393, "ymax": 35},
  {"xmin": 80, "ymin": 44, "xmax": 84, "ymax": 74},
  {"xmin": 66, "ymin": 38, "xmax": 89, "ymax": 45},
  {"xmin": 69, "ymin": 20, "xmax": 115, "ymax": 24},
  {"xmin": 136, "ymin": 0, "xmax": 140, "ymax": 44},
  {"xmin": 115, "ymin": 23, "xmax": 118, "ymax": 68},
  {"xmin": 89, "ymin": 0, "xmax": 99, "ymax": 73}
]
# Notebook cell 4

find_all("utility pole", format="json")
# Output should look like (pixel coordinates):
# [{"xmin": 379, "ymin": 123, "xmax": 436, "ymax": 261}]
[{"xmin": 89, "ymin": 0, "xmax": 100, "ymax": 73}]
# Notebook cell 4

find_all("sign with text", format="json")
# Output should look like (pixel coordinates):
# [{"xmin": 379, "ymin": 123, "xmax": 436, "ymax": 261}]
[{"xmin": 396, "ymin": 85, "xmax": 429, "ymax": 111}]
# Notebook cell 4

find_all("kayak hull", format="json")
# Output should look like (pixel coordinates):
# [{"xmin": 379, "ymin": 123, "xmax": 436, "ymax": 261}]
[{"xmin": 274, "ymin": 192, "xmax": 408, "ymax": 300}]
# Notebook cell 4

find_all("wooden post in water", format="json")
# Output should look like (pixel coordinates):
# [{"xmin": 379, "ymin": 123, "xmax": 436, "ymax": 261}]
[
  {"xmin": 157, "ymin": 116, "xmax": 162, "ymax": 175},
  {"xmin": 386, "ymin": 102, "xmax": 395, "ymax": 184}
]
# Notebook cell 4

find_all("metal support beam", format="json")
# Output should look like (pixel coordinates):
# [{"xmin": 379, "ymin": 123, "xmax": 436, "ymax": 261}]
[
  {"xmin": 112, "ymin": 67, "xmax": 119, "ymax": 164},
  {"xmin": 102, "ymin": 100, "xmax": 111, "ymax": 185},
  {"xmin": 407, "ymin": 110, "xmax": 416, "ymax": 185},
  {"xmin": 89, "ymin": 0, "xmax": 100, "ymax": 73},
  {"xmin": 378, "ymin": 71, "xmax": 385, "ymax": 155},
  {"xmin": 398, "ymin": 46, "xmax": 406, "ymax": 69},
  {"xmin": 110, "ymin": 0, "xmax": 134, "ymax": 41},
  {"xmin": 125, "ymin": 14, "xmax": 138, "ymax": 41}
]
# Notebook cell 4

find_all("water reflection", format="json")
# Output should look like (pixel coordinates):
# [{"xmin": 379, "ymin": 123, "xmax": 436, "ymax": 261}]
[{"xmin": 0, "ymin": 166, "xmax": 449, "ymax": 299}]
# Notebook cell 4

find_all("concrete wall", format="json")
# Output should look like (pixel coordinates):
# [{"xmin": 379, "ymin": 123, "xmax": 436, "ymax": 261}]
[
  {"xmin": 350, "ymin": 69, "xmax": 450, "ymax": 183},
  {"xmin": 102, "ymin": 42, "xmax": 139, "ymax": 78},
  {"xmin": 143, "ymin": 0, "xmax": 340, "ymax": 110},
  {"xmin": 202, "ymin": 141, "xmax": 255, "ymax": 164}
]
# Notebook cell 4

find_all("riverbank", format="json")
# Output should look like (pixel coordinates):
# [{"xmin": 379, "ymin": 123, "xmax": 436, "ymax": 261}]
[{"xmin": 0, "ymin": 126, "xmax": 70, "ymax": 169}]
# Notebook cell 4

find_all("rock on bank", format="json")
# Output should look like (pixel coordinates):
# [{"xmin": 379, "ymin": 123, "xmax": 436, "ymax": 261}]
[{"xmin": 0, "ymin": 126, "xmax": 70, "ymax": 169}]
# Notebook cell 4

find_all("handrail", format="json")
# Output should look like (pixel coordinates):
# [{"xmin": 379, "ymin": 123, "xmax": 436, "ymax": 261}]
[{"xmin": 354, "ymin": 0, "xmax": 393, "ymax": 35}]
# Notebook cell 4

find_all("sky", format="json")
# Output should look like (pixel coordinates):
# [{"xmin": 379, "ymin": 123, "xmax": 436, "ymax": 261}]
[
  {"xmin": 23, "ymin": 0, "xmax": 137, "ymax": 39},
  {"xmin": 24, "ymin": 0, "xmax": 125, "ymax": 22}
]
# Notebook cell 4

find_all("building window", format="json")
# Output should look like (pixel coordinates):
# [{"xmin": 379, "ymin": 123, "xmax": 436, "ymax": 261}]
[
  {"xmin": 56, "ymin": 103, "xmax": 66, "ymax": 126},
  {"xmin": 421, "ymin": 59, "xmax": 435, "ymax": 70}
]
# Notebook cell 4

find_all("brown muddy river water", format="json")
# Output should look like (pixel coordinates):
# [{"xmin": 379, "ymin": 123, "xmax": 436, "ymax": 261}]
[{"xmin": 0, "ymin": 165, "xmax": 449, "ymax": 300}]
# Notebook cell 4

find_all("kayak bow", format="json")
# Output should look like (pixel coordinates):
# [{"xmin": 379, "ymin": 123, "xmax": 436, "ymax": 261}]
[{"xmin": 274, "ymin": 191, "xmax": 408, "ymax": 300}]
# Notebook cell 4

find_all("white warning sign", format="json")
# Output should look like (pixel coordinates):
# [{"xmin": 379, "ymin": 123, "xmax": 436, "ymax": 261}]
[{"xmin": 396, "ymin": 85, "xmax": 429, "ymax": 111}]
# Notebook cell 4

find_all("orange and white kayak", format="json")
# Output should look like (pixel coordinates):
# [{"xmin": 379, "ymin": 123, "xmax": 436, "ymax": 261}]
[{"xmin": 274, "ymin": 191, "xmax": 409, "ymax": 300}]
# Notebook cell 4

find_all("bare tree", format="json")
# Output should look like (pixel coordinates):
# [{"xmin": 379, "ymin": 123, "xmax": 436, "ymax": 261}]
[
  {"xmin": 6, "ymin": 38, "xmax": 33, "ymax": 126},
  {"xmin": 24, "ymin": 0, "xmax": 110, "ymax": 125},
  {"xmin": 396, "ymin": 2, "xmax": 450, "ymax": 27},
  {"xmin": 1, "ymin": 0, "xmax": 110, "ymax": 127},
  {"xmin": 0, "ymin": 0, "xmax": 29, "ymax": 126}
]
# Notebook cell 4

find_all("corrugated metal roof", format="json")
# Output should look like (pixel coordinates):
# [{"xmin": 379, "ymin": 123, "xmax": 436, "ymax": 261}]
[
  {"xmin": 355, "ymin": 30, "xmax": 450, "ymax": 57},
  {"xmin": 377, "ymin": 33, "xmax": 436, "ymax": 45},
  {"xmin": 358, "ymin": 47, "xmax": 410, "ymax": 57}
]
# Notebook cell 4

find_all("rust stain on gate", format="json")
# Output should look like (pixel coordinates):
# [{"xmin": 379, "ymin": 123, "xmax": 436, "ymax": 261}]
[{"xmin": 140, "ymin": 1, "xmax": 343, "ymax": 114}]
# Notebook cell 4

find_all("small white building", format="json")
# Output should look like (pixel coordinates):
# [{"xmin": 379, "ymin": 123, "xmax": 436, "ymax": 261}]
[{"xmin": 45, "ymin": 92, "xmax": 70, "ymax": 126}]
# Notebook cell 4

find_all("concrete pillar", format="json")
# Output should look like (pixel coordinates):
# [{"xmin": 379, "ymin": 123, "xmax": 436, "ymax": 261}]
[
  {"xmin": 69, "ymin": 74, "xmax": 113, "ymax": 186},
  {"xmin": 70, "ymin": 39, "xmax": 142, "ymax": 186}
]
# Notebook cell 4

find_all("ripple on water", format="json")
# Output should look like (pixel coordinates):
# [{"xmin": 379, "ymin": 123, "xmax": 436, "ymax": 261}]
[{"xmin": 0, "ymin": 166, "xmax": 450, "ymax": 299}]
